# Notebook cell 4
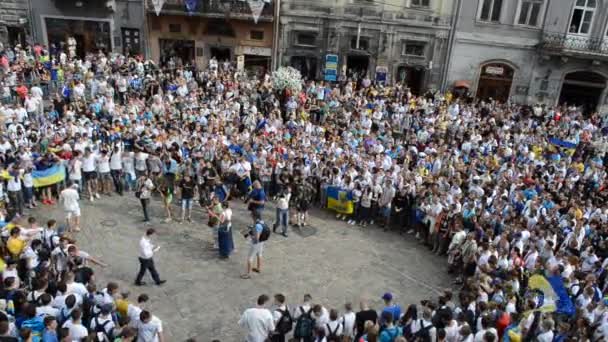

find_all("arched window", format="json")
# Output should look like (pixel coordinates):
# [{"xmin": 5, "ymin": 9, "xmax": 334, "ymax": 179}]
[{"xmin": 569, "ymin": 0, "xmax": 596, "ymax": 35}]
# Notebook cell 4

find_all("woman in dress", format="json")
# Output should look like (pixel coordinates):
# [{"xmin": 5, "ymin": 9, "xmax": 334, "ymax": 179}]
[{"xmin": 218, "ymin": 201, "xmax": 234, "ymax": 259}]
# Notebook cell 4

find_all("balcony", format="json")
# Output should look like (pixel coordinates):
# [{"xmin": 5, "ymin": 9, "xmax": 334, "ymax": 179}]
[
  {"xmin": 540, "ymin": 32, "xmax": 608, "ymax": 58},
  {"xmin": 149, "ymin": 0, "xmax": 274, "ymax": 21},
  {"xmin": 282, "ymin": 1, "xmax": 451, "ymax": 27}
]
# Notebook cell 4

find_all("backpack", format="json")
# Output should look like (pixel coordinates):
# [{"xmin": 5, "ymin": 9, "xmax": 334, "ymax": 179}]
[
  {"xmin": 380, "ymin": 326, "xmax": 401, "ymax": 342},
  {"xmin": 135, "ymin": 179, "xmax": 144, "ymax": 198},
  {"xmin": 326, "ymin": 323, "xmax": 341, "ymax": 342},
  {"xmin": 258, "ymin": 222, "xmax": 271, "ymax": 242},
  {"xmin": 414, "ymin": 320, "xmax": 433, "ymax": 342},
  {"xmin": 293, "ymin": 307, "xmax": 315, "ymax": 338},
  {"xmin": 93, "ymin": 317, "xmax": 113, "ymax": 341},
  {"xmin": 275, "ymin": 308, "xmax": 293, "ymax": 335}
]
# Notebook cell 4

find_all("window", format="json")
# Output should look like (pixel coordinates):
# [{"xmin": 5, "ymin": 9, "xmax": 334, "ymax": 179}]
[
  {"xmin": 401, "ymin": 41, "xmax": 426, "ymax": 56},
  {"xmin": 411, "ymin": 0, "xmax": 430, "ymax": 7},
  {"xmin": 296, "ymin": 33, "xmax": 316, "ymax": 46},
  {"xmin": 250, "ymin": 30, "xmax": 264, "ymax": 40},
  {"xmin": 516, "ymin": 0, "xmax": 543, "ymax": 26},
  {"xmin": 569, "ymin": 0, "xmax": 596, "ymax": 35},
  {"xmin": 479, "ymin": 0, "xmax": 503, "ymax": 22},
  {"xmin": 350, "ymin": 37, "xmax": 369, "ymax": 50},
  {"xmin": 168, "ymin": 24, "xmax": 181, "ymax": 33}
]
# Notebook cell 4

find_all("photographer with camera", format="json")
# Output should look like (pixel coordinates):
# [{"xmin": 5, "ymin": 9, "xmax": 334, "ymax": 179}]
[{"xmin": 241, "ymin": 212, "xmax": 270, "ymax": 279}]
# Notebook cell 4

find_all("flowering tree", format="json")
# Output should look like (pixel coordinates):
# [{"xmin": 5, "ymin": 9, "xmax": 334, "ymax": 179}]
[{"xmin": 271, "ymin": 67, "xmax": 303, "ymax": 93}]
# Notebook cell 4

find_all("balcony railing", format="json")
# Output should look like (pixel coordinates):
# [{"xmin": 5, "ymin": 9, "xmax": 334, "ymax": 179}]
[
  {"xmin": 541, "ymin": 32, "xmax": 608, "ymax": 56},
  {"xmin": 150, "ymin": 0, "xmax": 274, "ymax": 20},
  {"xmin": 283, "ymin": 1, "xmax": 451, "ymax": 27}
]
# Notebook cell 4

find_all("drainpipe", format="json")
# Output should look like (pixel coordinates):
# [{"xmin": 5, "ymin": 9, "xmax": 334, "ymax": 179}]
[
  {"xmin": 441, "ymin": 0, "xmax": 461, "ymax": 91},
  {"xmin": 26, "ymin": 0, "xmax": 36, "ymax": 44},
  {"xmin": 271, "ymin": 0, "xmax": 281, "ymax": 71}
]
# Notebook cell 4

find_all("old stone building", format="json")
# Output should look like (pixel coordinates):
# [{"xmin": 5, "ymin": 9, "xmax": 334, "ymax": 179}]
[
  {"xmin": 147, "ymin": 0, "xmax": 275, "ymax": 73},
  {"xmin": 278, "ymin": 0, "xmax": 454, "ymax": 94},
  {"xmin": 446, "ymin": 0, "xmax": 608, "ymax": 112},
  {"xmin": 29, "ymin": 0, "xmax": 145, "ymax": 57},
  {"xmin": 0, "ymin": 0, "xmax": 31, "ymax": 47}
]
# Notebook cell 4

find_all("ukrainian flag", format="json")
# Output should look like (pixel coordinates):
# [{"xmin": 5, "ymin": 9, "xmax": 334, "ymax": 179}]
[
  {"xmin": 327, "ymin": 186, "xmax": 354, "ymax": 214},
  {"xmin": 1, "ymin": 164, "xmax": 66, "ymax": 188},
  {"xmin": 527, "ymin": 274, "xmax": 575, "ymax": 317},
  {"xmin": 32, "ymin": 164, "xmax": 66, "ymax": 188}
]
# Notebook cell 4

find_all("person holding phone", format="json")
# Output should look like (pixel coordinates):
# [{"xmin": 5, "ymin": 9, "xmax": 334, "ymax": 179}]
[{"xmin": 134, "ymin": 228, "xmax": 166, "ymax": 286}]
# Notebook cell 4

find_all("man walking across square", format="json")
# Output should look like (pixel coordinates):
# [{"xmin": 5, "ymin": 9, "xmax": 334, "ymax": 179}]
[{"xmin": 135, "ymin": 228, "xmax": 166, "ymax": 286}]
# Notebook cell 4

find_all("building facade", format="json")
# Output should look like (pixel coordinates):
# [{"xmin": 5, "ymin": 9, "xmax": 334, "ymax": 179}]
[
  {"xmin": 29, "ymin": 0, "xmax": 146, "ymax": 57},
  {"xmin": 146, "ymin": 0, "xmax": 274, "ymax": 73},
  {"xmin": 278, "ymin": 0, "xmax": 454, "ymax": 94},
  {"xmin": 0, "ymin": 0, "xmax": 31, "ymax": 47},
  {"xmin": 446, "ymin": 0, "xmax": 608, "ymax": 112}
]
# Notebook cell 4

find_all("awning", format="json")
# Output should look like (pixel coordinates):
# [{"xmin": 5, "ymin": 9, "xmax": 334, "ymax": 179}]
[{"xmin": 453, "ymin": 80, "xmax": 471, "ymax": 88}]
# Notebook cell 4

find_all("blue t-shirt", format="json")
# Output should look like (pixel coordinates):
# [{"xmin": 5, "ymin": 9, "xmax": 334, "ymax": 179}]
[
  {"xmin": 380, "ymin": 305, "xmax": 401, "ymax": 324},
  {"xmin": 249, "ymin": 188, "xmax": 266, "ymax": 209},
  {"xmin": 42, "ymin": 329, "xmax": 59, "ymax": 342},
  {"xmin": 252, "ymin": 221, "xmax": 264, "ymax": 243}
]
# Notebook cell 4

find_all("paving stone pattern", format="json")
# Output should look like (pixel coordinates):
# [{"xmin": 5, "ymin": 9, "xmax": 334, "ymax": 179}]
[{"xmin": 32, "ymin": 194, "xmax": 452, "ymax": 341}]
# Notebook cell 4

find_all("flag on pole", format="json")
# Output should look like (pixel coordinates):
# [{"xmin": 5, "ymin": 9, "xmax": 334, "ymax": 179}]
[
  {"xmin": 151, "ymin": 0, "xmax": 165, "ymax": 16},
  {"xmin": 185, "ymin": 0, "xmax": 198, "ymax": 14},
  {"xmin": 247, "ymin": 0, "xmax": 265, "ymax": 24}
]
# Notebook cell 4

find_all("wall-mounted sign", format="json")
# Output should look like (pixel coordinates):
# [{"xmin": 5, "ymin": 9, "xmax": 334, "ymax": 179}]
[
  {"xmin": 324, "ymin": 54, "xmax": 338, "ymax": 81},
  {"xmin": 237, "ymin": 55, "xmax": 245, "ymax": 71},
  {"xmin": 485, "ymin": 66, "xmax": 504, "ymax": 75}
]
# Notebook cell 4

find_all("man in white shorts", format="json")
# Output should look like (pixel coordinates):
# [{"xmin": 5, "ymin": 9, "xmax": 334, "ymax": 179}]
[
  {"xmin": 241, "ymin": 213, "xmax": 266, "ymax": 279},
  {"xmin": 60, "ymin": 182, "xmax": 81, "ymax": 232}
]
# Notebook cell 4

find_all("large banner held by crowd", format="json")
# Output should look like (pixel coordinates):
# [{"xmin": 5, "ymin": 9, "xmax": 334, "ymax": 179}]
[
  {"xmin": 1, "ymin": 164, "xmax": 66, "ymax": 188},
  {"xmin": 326, "ymin": 186, "xmax": 354, "ymax": 214}
]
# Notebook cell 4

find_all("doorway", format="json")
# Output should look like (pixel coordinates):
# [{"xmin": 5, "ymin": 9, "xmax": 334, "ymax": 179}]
[
  {"xmin": 396, "ymin": 66, "xmax": 425, "ymax": 95},
  {"xmin": 210, "ymin": 47, "xmax": 231, "ymax": 62},
  {"xmin": 121, "ymin": 28, "xmax": 141, "ymax": 56},
  {"xmin": 290, "ymin": 56, "xmax": 317, "ymax": 80},
  {"xmin": 159, "ymin": 39, "xmax": 195, "ymax": 67},
  {"xmin": 559, "ymin": 71, "xmax": 606, "ymax": 115},
  {"xmin": 346, "ymin": 55, "xmax": 369, "ymax": 78},
  {"xmin": 6, "ymin": 26, "xmax": 26, "ymax": 47},
  {"xmin": 476, "ymin": 62, "xmax": 515, "ymax": 103}
]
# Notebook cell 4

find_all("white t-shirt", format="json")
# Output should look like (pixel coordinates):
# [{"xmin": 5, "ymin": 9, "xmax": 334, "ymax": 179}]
[
  {"xmin": 60, "ymin": 188, "xmax": 80, "ymax": 211},
  {"xmin": 69, "ymin": 159, "xmax": 82, "ymax": 180},
  {"xmin": 238, "ymin": 308, "xmax": 274, "ymax": 342},
  {"xmin": 110, "ymin": 151, "xmax": 122, "ymax": 170},
  {"xmin": 135, "ymin": 153, "xmax": 149, "ymax": 171},
  {"xmin": 82, "ymin": 154, "xmax": 97, "ymax": 172},
  {"xmin": 62, "ymin": 320, "xmax": 89, "ymax": 341},
  {"xmin": 135, "ymin": 316, "xmax": 163, "ymax": 342},
  {"xmin": 97, "ymin": 155, "xmax": 110, "ymax": 173}
]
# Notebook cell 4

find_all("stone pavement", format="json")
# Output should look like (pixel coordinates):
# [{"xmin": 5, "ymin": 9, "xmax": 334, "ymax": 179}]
[{"xmin": 31, "ymin": 193, "xmax": 452, "ymax": 341}]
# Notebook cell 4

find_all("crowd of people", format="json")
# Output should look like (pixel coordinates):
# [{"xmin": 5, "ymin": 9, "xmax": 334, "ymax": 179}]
[{"xmin": 1, "ymin": 40, "xmax": 608, "ymax": 342}]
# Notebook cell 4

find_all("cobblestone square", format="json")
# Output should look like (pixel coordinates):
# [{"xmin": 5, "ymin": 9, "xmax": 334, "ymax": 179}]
[{"xmin": 32, "ymin": 195, "xmax": 451, "ymax": 341}]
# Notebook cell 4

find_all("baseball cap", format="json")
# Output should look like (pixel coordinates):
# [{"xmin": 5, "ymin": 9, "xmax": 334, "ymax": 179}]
[{"xmin": 382, "ymin": 292, "xmax": 393, "ymax": 301}]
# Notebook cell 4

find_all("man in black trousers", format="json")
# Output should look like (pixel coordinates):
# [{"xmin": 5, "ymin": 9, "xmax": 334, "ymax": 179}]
[{"xmin": 135, "ymin": 228, "xmax": 166, "ymax": 286}]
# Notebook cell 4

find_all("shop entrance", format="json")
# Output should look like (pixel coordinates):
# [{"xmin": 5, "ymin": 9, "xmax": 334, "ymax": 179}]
[
  {"xmin": 346, "ymin": 55, "xmax": 369, "ymax": 78},
  {"xmin": 44, "ymin": 17, "xmax": 112, "ymax": 57},
  {"xmin": 476, "ymin": 62, "xmax": 515, "ymax": 103},
  {"xmin": 210, "ymin": 47, "xmax": 231, "ymax": 62},
  {"xmin": 396, "ymin": 66, "xmax": 425, "ymax": 95},
  {"xmin": 290, "ymin": 56, "xmax": 317, "ymax": 80},
  {"xmin": 159, "ymin": 39, "xmax": 195, "ymax": 67},
  {"xmin": 559, "ymin": 71, "xmax": 606, "ymax": 115}
]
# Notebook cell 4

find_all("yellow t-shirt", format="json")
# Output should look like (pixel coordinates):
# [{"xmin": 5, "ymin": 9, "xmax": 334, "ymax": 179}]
[
  {"xmin": 7, "ymin": 237, "xmax": 25, "ymax": 258},
  {"xmin": 574, "ymin": 207, "xmax": 583, "ymax": 220},
  {"xmin": 115, "ymin": 299, "xmax": 129, "ymax": 318}
]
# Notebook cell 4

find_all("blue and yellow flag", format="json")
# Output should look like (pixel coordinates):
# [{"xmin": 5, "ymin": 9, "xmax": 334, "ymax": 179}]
[
  {"xmin": 327, "ymin": 186, "xmax": 354, "ymax": 214},
  {"xmin": 527, "ymin": 274, "xmax": 575, "ymax": 317},
  {"xmin": 2, "ymin": 164, "xmax": 66, "ymax": 188}
]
